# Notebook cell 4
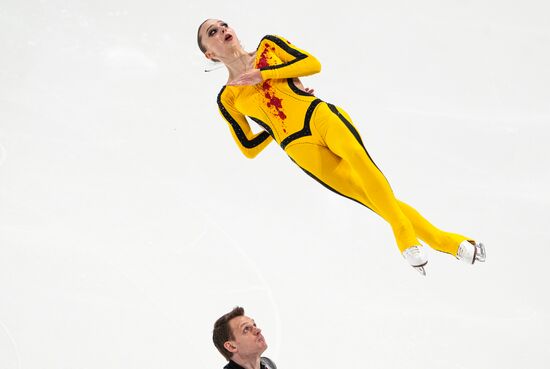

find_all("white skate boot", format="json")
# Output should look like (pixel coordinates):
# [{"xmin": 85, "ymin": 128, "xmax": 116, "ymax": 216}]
[
  {"xmin": 402, "ymin": 245, "xmax": 428, "ymax": 276},
  {"xmin": 457, "ymin": 240, "xmax": 486, "ymax": 264}
]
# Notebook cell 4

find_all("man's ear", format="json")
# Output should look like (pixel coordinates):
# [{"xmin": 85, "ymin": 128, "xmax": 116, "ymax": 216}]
[{"xmin": 224, "ymin": 341, "xmax": 237, "ymax": 353}]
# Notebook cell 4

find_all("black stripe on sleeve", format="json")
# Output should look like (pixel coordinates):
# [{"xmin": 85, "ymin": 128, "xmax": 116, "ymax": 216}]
[
  {"xmin": 217, "ymin": 86, "xmax": 271, "ymax": 149},
  {"xmin": 256, "ymin": 35, "xmax": 307, "ymax": 72},
  {"xmin": 249, "ymin": 117, "xmax": 275, "ymax": 139}
]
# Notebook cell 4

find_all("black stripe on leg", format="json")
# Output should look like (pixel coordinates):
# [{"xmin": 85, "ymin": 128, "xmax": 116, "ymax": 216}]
[
  {"xmin": 288, "ymin": 156, "xmax": 375, "ymax": 213},
  {"xmin": 326, "ymin": 103, "xmax": 385, "ymax": 175}
]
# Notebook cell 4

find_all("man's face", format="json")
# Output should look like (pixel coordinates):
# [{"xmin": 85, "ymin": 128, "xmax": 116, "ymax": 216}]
[{"xmin": 225, "ymin": 315, "xmax": 267, "ymax": 359}]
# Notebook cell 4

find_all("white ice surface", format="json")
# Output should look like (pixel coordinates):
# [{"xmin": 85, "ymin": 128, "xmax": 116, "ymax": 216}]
[{"xmin": 1, "ymin": 1, "xmax": 550, "ymax": 368}]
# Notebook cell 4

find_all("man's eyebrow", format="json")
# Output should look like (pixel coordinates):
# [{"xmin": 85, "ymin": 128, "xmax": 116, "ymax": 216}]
[{"xmin": 239, "ymin": 320, "xmax": 255, "ymax": 328}]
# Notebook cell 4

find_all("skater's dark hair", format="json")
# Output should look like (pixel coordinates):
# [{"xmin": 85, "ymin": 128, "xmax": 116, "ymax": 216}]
[
  {"xmin": 213, "ymin": 306, "xmax": 245, "ymax": 360},
  {"xmin": 197, "ymin": 19, "xmax": 208, "ymax": 54}
]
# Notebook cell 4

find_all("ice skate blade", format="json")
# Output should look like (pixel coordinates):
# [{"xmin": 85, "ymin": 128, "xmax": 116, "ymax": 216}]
[
  {"xmin": 457, "ymin": 240, "xmax": 486, "ymax": 264},
  {"xmin": 413, "ymin": 265, "xmax": 427, "ymax": 276},
  {"xmin": 476, "ymin": 242, "xmax": 486, "ymax": 263}
]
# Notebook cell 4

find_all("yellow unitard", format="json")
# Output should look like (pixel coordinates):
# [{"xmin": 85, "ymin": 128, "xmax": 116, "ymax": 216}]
[{"xmin": 217, "ymin": 35, "xmax": 470, "ymax": 255}]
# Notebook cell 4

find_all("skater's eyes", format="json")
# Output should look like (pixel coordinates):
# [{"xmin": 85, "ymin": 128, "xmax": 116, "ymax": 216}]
[{"xmin": 208, "ymin": 22, "xmax": 228, "ymax": 37}]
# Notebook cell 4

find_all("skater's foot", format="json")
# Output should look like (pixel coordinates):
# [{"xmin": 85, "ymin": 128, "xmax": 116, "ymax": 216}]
[
  {"xmin": 402, "ymin": 245, "xmax": 428, "ymax": 276},
  {"xmin": 457, "ymin": 240, "xmax": 486, "ymax": 264}
]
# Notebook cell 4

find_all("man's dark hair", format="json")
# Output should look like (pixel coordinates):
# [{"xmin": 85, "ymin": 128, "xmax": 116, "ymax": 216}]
[{"xmin": 213, "ymin": 306, "xmax": 245, "ymax": 360}]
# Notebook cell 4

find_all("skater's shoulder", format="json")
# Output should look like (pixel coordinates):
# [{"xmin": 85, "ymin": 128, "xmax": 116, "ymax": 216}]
[
  {"xmin": 261, "ymin": 356, "xmax": 277, "ymax": 369},
  {"xmin": 223, "ymin": 358, "xmax": 276, "ymax": 369}
]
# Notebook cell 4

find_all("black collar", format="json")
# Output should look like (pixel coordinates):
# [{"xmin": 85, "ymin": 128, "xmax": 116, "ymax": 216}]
[{"xmin": 224, "ymin": 359, "xmax": 267, "ymax": 369}]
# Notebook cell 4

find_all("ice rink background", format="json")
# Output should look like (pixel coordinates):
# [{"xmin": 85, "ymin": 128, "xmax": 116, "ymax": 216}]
[{"xmin": 1, "ymin": 1, "xmax": 550, "ymax": 368}]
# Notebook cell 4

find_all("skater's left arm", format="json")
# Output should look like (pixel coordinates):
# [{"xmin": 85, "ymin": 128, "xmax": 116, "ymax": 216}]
[
  {"xmin": 217, "ymin": 87, "xmax": 273, "ymax": 158},
  {"xmin": 258, "ymin": 35, "xmax": 321, "ymax": 80},
  {"xmin": 228, "ymin": 35, "xmax": 321, "ymax": 86}
]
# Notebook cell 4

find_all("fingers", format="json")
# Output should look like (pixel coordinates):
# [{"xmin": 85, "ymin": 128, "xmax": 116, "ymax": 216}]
[
  {"xmin": 228, "ymin": 75, "xmax": 248, "ymax": 86},
  {"xmin": 229, "ymin": 78, "xmax": 251, "ymax": 86},
  {"xmin": 228, "ymin": 79, "xmax": 243, "ymax": 86}
]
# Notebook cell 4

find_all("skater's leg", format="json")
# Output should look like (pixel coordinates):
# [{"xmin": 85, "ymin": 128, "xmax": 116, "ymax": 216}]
[
  {"xmin": 311, "ymin": 104, "xmax": 419, "ymax": 252},
  {"xmin": 318, "ymin": 104, "xmax": 474, "ymax": 257},
  {"xmin": 285, "ymin": 142, "xmax": 375, "ymax": 210},
  {"xmin": 396, "ymin": 200, "xmax": 470, "ymax": 256}
]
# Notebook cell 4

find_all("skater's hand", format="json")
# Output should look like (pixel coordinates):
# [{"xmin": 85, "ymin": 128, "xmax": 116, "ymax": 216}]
[
  {"xmin": 228, "ymin": 69, "xmax": 263, "ymax": 86},
  {"xmin": 292, "ymin": 77, "xmax": 315, "ymax": 95}
]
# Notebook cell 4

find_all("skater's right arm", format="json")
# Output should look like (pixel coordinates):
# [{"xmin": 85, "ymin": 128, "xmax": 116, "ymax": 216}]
[{"xmin": 217, "ymin": 87, "xmax": 273, "ymax": 159}]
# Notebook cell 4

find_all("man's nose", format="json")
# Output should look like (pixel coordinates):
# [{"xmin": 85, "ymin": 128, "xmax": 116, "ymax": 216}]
[{"xmin": 254, "ymin": 327, "xmax": 261, "ymax": 335}]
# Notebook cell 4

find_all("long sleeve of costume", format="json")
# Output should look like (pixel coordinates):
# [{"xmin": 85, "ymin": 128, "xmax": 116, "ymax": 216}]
[
  {"xmin": 217, "ymin": 86, "xmax": 273, "ymax": 159},
  {"xmin": 257, "ymin": 35, "xmax": 321, "ymax": 80}
]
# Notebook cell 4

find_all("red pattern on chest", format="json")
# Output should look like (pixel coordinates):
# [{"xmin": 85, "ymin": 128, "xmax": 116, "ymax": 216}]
[{"xmin": 255, "ymin": 43, "xmax": 288, "ymax": 132}]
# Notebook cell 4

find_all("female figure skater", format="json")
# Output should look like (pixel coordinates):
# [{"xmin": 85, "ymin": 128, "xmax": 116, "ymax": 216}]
[{"xmin": 197, "ymin": 19, "xmax": 485, "ymax": 275}]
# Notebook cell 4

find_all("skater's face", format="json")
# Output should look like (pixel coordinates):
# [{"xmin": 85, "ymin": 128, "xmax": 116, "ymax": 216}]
[
  {"xmin": 198, "ymin": 19, "xmax": 241, "ymax": 62},
  {"xmin": 224, "ymin": 315, "xmax": 267, "ymax": 358}
]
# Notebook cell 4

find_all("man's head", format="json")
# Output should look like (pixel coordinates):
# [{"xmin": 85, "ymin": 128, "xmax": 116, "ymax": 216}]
[{"xmin": 213, "ymin": 306, "xmax": 268, "ymax": 361}]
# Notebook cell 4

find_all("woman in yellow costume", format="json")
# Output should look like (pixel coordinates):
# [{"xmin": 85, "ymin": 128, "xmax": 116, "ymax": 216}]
[{"xmin": 197, "ymin": 19, "xmax": 485, "ymax": 275}]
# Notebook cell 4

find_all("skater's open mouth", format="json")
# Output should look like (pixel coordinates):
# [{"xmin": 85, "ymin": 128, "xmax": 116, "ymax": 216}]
[{"xmin": 225, "ymin": 34, "xmax": 233, "ymax": 42}]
